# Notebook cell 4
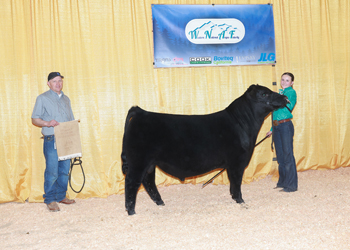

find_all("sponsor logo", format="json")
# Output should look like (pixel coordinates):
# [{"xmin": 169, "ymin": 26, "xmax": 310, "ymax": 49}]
[
  {"xmin": 172, "ymin": 57, "xmax": 187, "ymax": 65},
  {"xmin": 155, "ymin": 57, "xmax": 188, "ymax": 66},
  {"xmin": 185, "ymin": 19, "xmax": 245, "ymax": 44},
  {"xmin": 173, "ymin": 57, "xmax": 184, "ymax": 62},
  {"xmin": 258, "ymin": 53, "xmax": 275, "ymax": 63},
  {"xmin": 190, "ymin": 57, "xmax": 212, "ymax": 64},
  {"xmin": 155, "ymin": 58, "xmax": 172, "ymax": 63},
  {"xmin": 235, "ymin": 55, "xmax": 256, "ymax": 63},
  {"xmin": 213, "ymin": 56, "xmax": 233, "ymax": 65}
]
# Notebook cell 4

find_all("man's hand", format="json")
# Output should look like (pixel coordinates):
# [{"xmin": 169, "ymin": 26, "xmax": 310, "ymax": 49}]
[
  {"xmin": 46, "ymin": 120, "xmax": 59, "ymax": 127},
  {"xmin": 32, "ymin": 118, "xmax": 59, "ymax": 128}
]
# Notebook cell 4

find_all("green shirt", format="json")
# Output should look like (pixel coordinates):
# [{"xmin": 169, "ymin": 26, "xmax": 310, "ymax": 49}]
[{"xmin": 273, "ymin": 86, "xmax": 297, "ymax": 121}]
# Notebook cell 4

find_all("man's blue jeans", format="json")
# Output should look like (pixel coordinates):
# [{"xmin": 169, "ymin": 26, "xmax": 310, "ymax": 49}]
[
  {"xmin": 273, "ymin": 121, "xmax": 298, "ymax": 191},
  {"xmin": 43, "ymin": 135, "xmax": 70, "ymax": 204}
]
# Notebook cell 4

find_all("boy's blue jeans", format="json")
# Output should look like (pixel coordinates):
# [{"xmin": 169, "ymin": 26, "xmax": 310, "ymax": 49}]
[
  {"xmin": 273, "ymin": 121, "xmax": 298, "ymax": 191},
  {"xmin": 43, "ymin": 135, "xmax": 70, "ymax": 204}
]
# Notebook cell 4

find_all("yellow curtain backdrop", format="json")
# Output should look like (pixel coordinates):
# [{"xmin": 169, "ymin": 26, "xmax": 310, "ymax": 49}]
[{"xmin": 1, "ymin": 0, "xmax": 349, "ymax": 203}]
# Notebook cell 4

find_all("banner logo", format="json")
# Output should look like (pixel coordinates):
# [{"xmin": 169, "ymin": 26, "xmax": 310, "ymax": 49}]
[
  {"xmin": 190, "ymin": 57, "xmax": 212, "ymax": 64},
  {"xmin": 185, "ymin": 19, "xmax": 245, "ymax": 44},
  {"xmin": 258, "ymin": 53, "xmax": 275, "ymax": 63}
]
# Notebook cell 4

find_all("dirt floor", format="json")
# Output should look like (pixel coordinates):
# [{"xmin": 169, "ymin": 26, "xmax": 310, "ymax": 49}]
[{"xmin": 1, "ymin": 167, "xmax": 350, "ymax": 250}]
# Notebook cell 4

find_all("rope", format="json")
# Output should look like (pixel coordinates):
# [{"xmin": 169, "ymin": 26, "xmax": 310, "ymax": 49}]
[{"xmin": 69, "ymin": 157, "xmax": 85, "ymax": 193}]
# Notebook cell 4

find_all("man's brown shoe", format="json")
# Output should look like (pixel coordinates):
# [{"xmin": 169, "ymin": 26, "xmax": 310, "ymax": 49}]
[
  {"xmin": 47, "ymin": 202, "xmax": 60, "ymax": 212},
  {"xmin": 59, "ymin": 197, "xmax": 76, "ymax": 205}
]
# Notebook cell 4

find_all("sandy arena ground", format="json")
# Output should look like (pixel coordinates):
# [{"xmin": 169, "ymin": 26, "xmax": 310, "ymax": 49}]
[{"xmin": 1, "ymin": 167, "xmax": 350, "ymax": 250}]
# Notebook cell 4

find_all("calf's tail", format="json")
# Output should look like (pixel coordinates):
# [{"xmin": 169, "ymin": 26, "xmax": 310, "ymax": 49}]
[{"xmin": 121, "ymin": 106, "xmax": 142, "ymax": 175}]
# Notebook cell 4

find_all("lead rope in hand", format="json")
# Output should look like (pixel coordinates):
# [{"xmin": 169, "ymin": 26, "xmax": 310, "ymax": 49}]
[{"xmin": 69, "ymin": 157, "xmax": 85, "ymax": 193}]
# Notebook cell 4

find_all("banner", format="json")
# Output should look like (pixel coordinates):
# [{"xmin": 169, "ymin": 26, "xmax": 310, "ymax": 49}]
[{"xmin": 152, "ymin": 4, "xmax": 276, "ymax": 68}]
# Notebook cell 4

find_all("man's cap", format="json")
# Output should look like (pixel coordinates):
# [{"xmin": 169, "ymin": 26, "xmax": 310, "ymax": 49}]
[{"xmin": 48, "ymin": 72, "xmax": 64, "ymax": 81}]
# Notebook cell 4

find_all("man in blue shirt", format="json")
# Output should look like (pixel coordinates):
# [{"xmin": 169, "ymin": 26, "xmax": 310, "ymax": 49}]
[{"xmin": 32, "ymin": 72, "xmax": 76, "ymax": 212}]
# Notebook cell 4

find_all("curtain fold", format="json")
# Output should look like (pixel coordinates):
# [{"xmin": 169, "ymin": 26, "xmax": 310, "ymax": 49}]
[{"xmin": 1, "ymin": 0, "xmax": 349, "ymax": 203}]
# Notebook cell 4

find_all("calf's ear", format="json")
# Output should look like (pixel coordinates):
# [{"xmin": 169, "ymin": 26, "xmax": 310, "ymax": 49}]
[{"xmin": 247, "ymin": 84, "xmax": 256, "ymax": 93}]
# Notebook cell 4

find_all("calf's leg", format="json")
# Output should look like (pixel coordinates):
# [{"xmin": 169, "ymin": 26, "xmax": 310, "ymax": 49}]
[
  {"xmin": 227, "ymin": 167, "xmax": 245, "ymax": 203},
  {"xmin": 124, "ymin": 170, "xmax": 143, "ymax": 215},
  {"xmin": 142, "ymin": 167, "xmax": 164, "ymax": 206}
]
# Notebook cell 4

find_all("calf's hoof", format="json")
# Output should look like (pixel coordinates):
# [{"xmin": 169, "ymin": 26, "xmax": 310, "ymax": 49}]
[
  {"xmin": 127, "ymin": 209, "xmax": 136, "ymax": 216},
  {"xmin": 233, "ymin": 197, "xmax": 245, "ymax": 204},
  {"xmin": 156, "ymin": 200, "xmax": 165, "ymax": 206}
]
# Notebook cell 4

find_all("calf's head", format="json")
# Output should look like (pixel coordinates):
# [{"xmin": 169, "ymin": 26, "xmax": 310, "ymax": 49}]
[{"xmin": 246, "ymin": 84, "xmax": 288, "ymax": 113}]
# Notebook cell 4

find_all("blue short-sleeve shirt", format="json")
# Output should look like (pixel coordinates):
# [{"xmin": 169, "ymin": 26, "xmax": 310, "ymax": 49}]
[{"xmin": 32, "ymin": 89, "xmax": 75, "ymax": 135}]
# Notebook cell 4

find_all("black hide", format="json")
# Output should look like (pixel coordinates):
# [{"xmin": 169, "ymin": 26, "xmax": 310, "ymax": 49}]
[{"xmin": 121, "ymin": 84, "xmax": 287, "ymax": 215}]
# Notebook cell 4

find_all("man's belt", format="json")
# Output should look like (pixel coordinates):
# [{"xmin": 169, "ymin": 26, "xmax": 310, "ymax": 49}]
[{"xmin": 273, "ymin": 119, "xmax": 291, "ymax": 126}]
